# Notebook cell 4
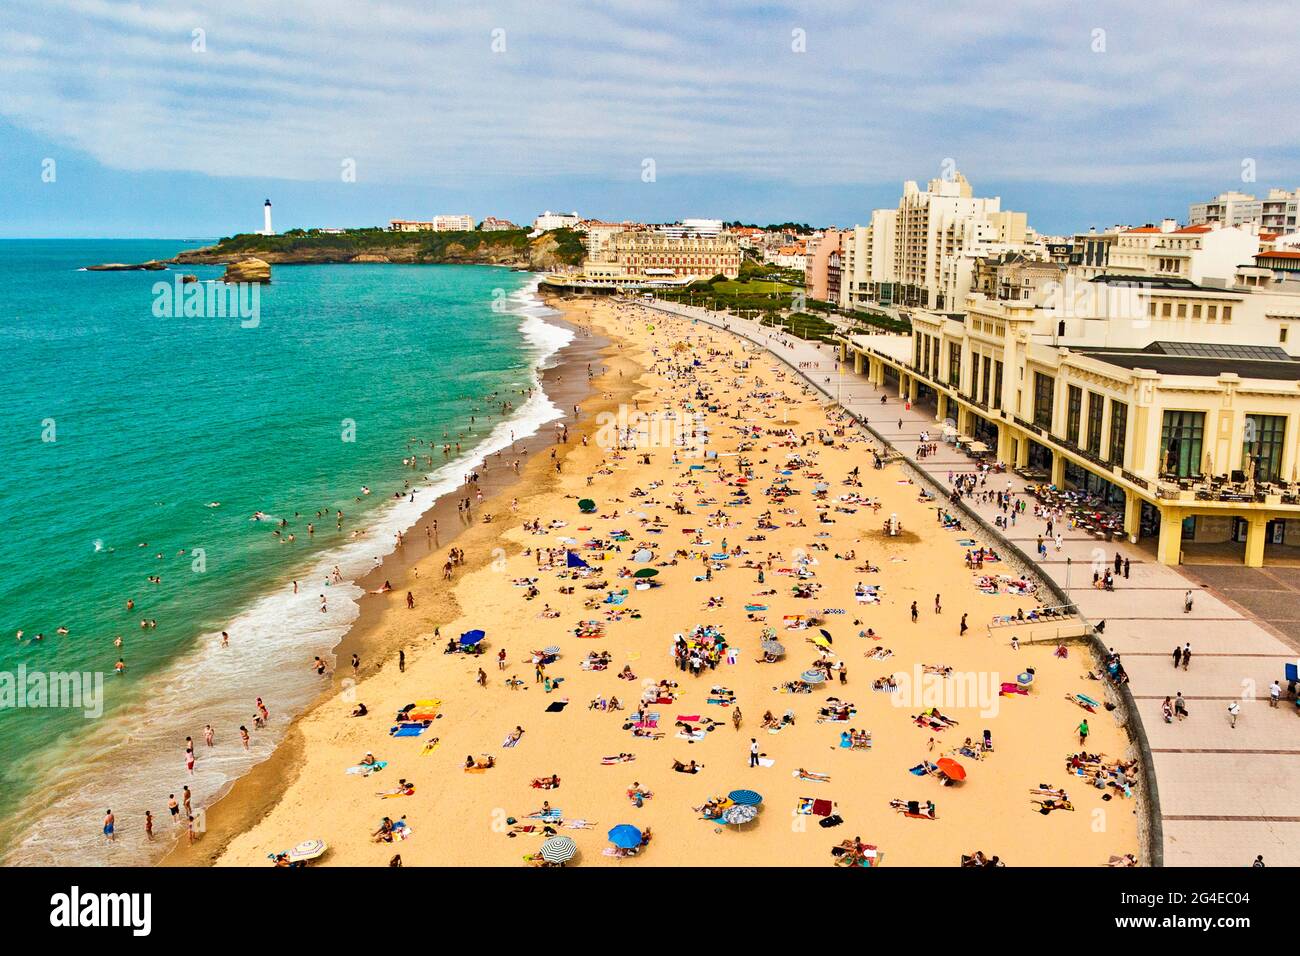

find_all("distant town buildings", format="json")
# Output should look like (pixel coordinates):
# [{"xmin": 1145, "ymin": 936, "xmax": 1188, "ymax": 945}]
[
  {"xmin": 533, "ymin": 210, "xmax": 582, "ymax": 232},
  {"xmin": 1189, "ymin": 188, "xmax": 1299, "ymax": 233},
  {"xmin": 388, "ymin": 215, "xmax": 475, "ymax": 232},
  {"xmin": 479, "ymin": 216, "xmax": 518, "ymax": 231}
]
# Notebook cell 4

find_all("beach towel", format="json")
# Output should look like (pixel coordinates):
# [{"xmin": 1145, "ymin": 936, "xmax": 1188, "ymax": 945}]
[
  {"xmin": 503, "ymin": 732, "xmax": 524, "ymax": 748},
  {"xmin": 527, "ymin": 809, "xmax": 563, "ymax": 821},
  {"xmin": 345, "ymin": 761, "xmax": 387, "ymax": 776},
  {"xmin": 390, "ymin": 725, "xmax": 425, "ymax": 737},
  {"xmin": 1000, "ymin": 683, "xmax": 1030, "ymax": 696},
  {"xmin": 545, "ymin": 700, "xmax": 569, "ymax": 713},
  {"xmin": 676, "ymin": 729, "xmax": 707, "ymax": 742},
  {"xmin": 676, "ymin": 715, "xmax": 701, "ymax": 723},
  {"xmin": 757, "ymin": 757, "xmax": 775, "ymax": 768}
]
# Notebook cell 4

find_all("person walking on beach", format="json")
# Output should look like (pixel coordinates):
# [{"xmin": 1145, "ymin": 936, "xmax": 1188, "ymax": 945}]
[
  {"xmin": 240, "ymin": 725, "xmax": 250, "ymax": 750},
  {"xmin": 1174, "ymin": 692, "xmax": 1187, "ymax": 721},
  {"xmin": 910, "ymin": 601, "xmax": 918, "ymax": 623},
  {"xmin": 477, "ymin": 667, "xmax": 487, "ymax": 688},
  {"xmin": 934, "ymin": 594, "xmax": 942, "ymax": 614},
  {"xmin": 204, "ymin": 724, "xmax": 214, "ymax": 747},
  {"xmin": 1172, "ymin": 645, "xmax": 1182, "ymax": 669},
  {"xmin": 749, "ymin": 738, "xmax": 759, "ymax": 767},
  {"xmin": 144, "ymin": 810, "xmax": 153, "ymax": 842},
  {"xmin": 351, "ymin": 653, "xmax": 360, "ymax": 677},
  {"xmin": 959, "ymin": 613, "xmax": 968, "ymax": 637},
  {"xmin": 103, "ymin": 810, "xmax": 115, "ymax": 843},
  {"xmin": 1181, "ymin": 642, "xmax": 1190, "ymax": 670},
  {"xmin": 398, "ymin": 649, "xmax": 406, "ymax": 673},
  {"xmin": 1076, "ymin": 719, "xmax": 1089, "ymax": 746},
  {"xmin": 1183, "ymin": 589, "xmax": 1194, "ymax": 613},
  {"xmin": 1270, "ymin": 680, "xmax": 1281, "ymax": 708},
  {"xmin": 1228, "ymin": 700, "xmax": 1241, "ymax": 728},
  {"xmin": 732, "ymin": 706, "xmax": 742, "ymax": 731},
  {"xmin": 168, "ymin": 794, "xmax": 180, "ymax": 826},
  {"xmin": 406, "ymin": 591, "xmax": 415, "ymax": 609}
]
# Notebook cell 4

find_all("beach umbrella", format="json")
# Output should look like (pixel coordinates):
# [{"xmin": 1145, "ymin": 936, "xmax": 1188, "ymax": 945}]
[
  {"xmin": 800, "ymin": 669, "xmax": 828, "ymax": 684},
  {"xmin": 1017, "ymin": 671, "xmax": 1034, "ymax": 687},
  {"xmin": 728, "ymin": 789, "xmax": 763, "ymax": 806},
  {"xmin": 760, "ymin": 640, "xmax": 785, "ymax": 656},
  {"xmin": 541, "ymin": 645, "xmax": 561, "ymax": 656},
  {"xmin": 819, "ymin": 628, "xmax": 834, "ymax": 645},
  {"xmin": 633, "ymin": 568, "xmax": 658, "ymax": 578},
  {"xmin": 608, "ymin": 824, "xmax": 642, "ymax": 849},
  {"xmin": 809, "ymin": 633, "xmax": 833, "ymax": 651},
  {"xmin": 578, "ymin": 498, "xmax": 597, "ymax": 513},
  {"xmin": 284, "ymin": 839, "xmax": 327, "ymax": 863},
  {"xmin": 936, "ymin": 758, "xmax": 966, "ymax": 782},
  {"xmin": 540, "ymin": 835, "xmax": 577, "ymax": 864},
  {"xmin": 722, "ymin": 804, "xmax": 758, "ymax": 825},
  {"xmin": 459, "ymin": 629, "xmax": 486, "ymax": 646},
  {"xmin": 566, "ymin": 551, "xmax": 589, "ymax": 569},
  {"xmin": 632, "ymin": 549, "xmax": 654, "ymax": 562}
]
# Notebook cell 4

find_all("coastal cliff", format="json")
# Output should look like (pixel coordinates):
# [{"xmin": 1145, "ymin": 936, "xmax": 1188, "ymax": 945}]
[{"xmin": 170, "ymin": 227, "xmax": 586, "ymax": 271}]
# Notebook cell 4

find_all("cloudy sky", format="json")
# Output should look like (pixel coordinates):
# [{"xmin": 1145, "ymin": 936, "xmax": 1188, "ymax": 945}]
[{"xmin": 2, "ymin": 0, "xmax": 1297, "ymax": 236}]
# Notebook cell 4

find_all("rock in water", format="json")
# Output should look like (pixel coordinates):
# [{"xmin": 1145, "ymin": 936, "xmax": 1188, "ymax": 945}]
[
  {"xmin": 181, "ymin": 274, "xmax": 199, "ymax": 284},
  {"xmin": 222, "ymin": 258, "xmax": 271, "ymax": 284}
]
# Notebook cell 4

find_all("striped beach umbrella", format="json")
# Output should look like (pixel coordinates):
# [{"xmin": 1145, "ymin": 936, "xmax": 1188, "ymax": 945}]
[
  {"xmin": 541, "ymin": 646, "xmax": 561, "ymax": 656},
  {"xmin": 800, "ymin": 669, "xmax": 828, "ymax": 684},
  {"xmin": 722, "ymin": 804, "xmax": 758, "ymax": 825},
  {"xmin": 728, "ymin": 789, "xmax": 763, "ymax": 806},
  {"xmin": 284, "ymin": 839, "xmax": 327, "ymax": 863},
  {"xmin": 539, "ymin": 835, "xmax": 577, "ymax": 864}
]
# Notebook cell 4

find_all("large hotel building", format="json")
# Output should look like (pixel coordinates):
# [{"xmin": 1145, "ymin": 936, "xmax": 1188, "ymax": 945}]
[{"xmin": 834, "ymin": 182, "xmax": 1300, "ymax": 568}]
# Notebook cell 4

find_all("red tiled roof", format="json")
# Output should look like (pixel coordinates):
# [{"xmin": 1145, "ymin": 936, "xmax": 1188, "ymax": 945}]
[
  {"xmin": 1125, "ymin": 226, "xmax": 1164, "ymax": 233},
  {"xmin": 1257, "ymin": 250, "xmax": 1300, "ymax": 259},
  {"xmin": 1171, "ymin": 225, "xmax": 1212, "ymax": 234}
]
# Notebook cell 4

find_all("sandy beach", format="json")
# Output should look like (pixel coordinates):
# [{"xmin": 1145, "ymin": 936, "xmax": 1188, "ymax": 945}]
[{"xmin": 198, "ymin": 297, "xmax": 1139, "ymax": 868}]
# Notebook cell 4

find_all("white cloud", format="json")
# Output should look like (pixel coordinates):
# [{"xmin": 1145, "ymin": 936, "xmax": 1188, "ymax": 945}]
[{"xmin": 1, "ymin": 0, "xmax": 1296, "ymax": 192}]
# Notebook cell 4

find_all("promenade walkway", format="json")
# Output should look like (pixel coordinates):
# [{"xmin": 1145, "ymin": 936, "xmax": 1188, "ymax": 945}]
[{"xmin": 643, "ymin": 299, "xmax": 1300, "ymax": 867}]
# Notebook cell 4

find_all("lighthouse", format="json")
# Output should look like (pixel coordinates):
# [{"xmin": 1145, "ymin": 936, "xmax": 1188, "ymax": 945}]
[{"xmin": 261, "ymin": 199, "xmax": 274, "ymax": 236}]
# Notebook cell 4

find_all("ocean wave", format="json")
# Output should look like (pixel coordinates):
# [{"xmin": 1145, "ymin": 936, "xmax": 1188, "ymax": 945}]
[{"xmin": 1, "ymin": 278, "xmax": 575, "ymax": 866}]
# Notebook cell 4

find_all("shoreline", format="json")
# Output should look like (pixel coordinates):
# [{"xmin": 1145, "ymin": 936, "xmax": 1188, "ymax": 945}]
[
  {"xmin": 159, "ymin": 293, "xmax": 627, "ymax": 865},
  {"xmin": 201, "ymin": 296, "xmax": 1138, "ymax": 868}
]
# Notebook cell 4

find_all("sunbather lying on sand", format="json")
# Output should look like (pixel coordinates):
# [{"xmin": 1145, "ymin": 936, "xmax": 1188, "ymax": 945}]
[
  {"xmin": 795, "ymin": 768, "xmax": 831, "ymax": 782},
  {"xmin": 465, "ymin": 754, "xmax": 495, "ymax": 771}
]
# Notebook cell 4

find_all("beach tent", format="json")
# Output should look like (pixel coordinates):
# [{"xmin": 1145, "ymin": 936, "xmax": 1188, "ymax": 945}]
[
  {"xmin": 566, "ymin": 551, "xmax": 590, "ymax": 569},
  {"xmin": 608, "ymin": 824, "xmax": 642, "ymax": 849},
  {"xmin": 459, "ymin": 629, "xmax": 486, "ymax": 647}
]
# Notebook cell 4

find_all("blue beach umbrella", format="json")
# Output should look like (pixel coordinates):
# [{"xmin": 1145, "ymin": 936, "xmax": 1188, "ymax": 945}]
[
  {"xmin": 800, "ymin": 669, "xmax": 828, "ymax": 684},
  {"xmin": 728, "ymin": 789, "xmax": 763, "ymax": 806},
  {"xmin": 608, "ymin": 824, "xmax": 642, "ymax": 849},
  {"xmin": 459, "ymin": 629, "xmax": 486, "ymax": 646}
]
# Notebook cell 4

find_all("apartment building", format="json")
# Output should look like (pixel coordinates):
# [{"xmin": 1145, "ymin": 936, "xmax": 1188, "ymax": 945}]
[{"xmin": 1189, "ymin": 188, "xmax": 1300, "ymax": 233}]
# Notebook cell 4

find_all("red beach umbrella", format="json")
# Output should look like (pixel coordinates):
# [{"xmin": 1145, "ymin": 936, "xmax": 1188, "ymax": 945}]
[{"xmin": 936, "ymin": 758, "xmax": 966, "ymax": 781}]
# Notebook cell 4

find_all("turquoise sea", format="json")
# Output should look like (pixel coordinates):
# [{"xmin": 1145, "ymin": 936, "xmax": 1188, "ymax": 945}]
[{"xmin": 0, "ymin": 241, "xmax": 568, "ymax": 864}]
